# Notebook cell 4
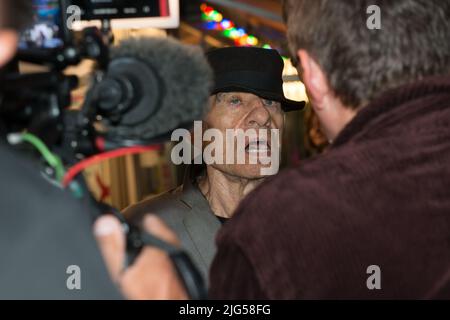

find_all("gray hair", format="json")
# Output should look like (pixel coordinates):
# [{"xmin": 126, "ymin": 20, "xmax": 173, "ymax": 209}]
[{"xmin": 283, "ymin": 0, "xmax": 450, "ymax": 109}]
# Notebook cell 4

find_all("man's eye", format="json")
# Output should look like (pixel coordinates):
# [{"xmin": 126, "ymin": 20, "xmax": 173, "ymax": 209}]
[
  {"xmin": 262, "ymin": 99, "xmax": 277, "ymax": 107},
  {"xmin": 229, "ymin": 98, "xmax": 242, "ymax": 106}
]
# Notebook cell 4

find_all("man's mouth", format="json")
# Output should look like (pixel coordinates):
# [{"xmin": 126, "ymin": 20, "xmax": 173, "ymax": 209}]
[{"xmin": 245, "ymin": 139, "xmax": 271, "ymax": 154}]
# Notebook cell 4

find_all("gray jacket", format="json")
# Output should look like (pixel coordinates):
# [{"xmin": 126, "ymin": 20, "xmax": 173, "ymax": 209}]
[{"xmin": 123, "ymin": 166, "xmax": 221, "ymax": 280}]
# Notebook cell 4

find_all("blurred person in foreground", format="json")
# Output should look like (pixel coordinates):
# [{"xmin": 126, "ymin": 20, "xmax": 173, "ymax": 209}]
[{"xmin": 0, "ymin": 0, "xmax": 185, "ymax": 299}]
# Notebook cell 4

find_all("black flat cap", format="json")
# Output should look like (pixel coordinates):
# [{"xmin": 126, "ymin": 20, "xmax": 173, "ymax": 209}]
[{"xmin": 206, "ymin": 47, "xmax": 305, "ymax": 112}]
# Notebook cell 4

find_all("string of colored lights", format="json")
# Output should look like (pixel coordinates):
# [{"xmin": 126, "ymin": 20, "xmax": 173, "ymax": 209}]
[{"xmin": 200, "ymin": 3, "xmax": 272, "ymax": 48}]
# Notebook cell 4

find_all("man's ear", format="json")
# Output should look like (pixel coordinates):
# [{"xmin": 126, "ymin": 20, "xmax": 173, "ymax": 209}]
[
  {"xmin": 0, "ymin": 30, "xmax": 18, "ymax": 68},
  {"xmin": 298, "ymin": 50, "xmax": 330, "ymax": 110}
]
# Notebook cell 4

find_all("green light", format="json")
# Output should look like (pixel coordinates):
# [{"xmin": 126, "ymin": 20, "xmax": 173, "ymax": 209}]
[
  {"xmin": 223, "ymin": 29, "xmax": 232, "ymax": 37},
  {"xmin": 224, "ymin": 27, "xmax": 240, "ymax": 39},
  {"xmin": 247, "ymin": 36, "xmax": 258, "ymax": 46}
]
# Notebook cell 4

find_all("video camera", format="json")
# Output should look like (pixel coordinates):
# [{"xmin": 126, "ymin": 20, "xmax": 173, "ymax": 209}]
[
  {"xmin": 0, "ymin": 0, "xmax": 209, "ymax": 299},
  {"xmin": 1, "ymin": 0, "xmax": 189, "ymax": 161}
]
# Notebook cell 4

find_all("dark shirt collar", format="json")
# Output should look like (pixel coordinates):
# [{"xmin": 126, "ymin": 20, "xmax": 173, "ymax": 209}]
[{"xmin": 216, "ymin": 216, "xmax": 229, "ymax": 224}]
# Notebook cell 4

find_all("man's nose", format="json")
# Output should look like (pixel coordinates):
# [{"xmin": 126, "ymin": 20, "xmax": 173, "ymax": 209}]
[{"xmin": 245, "ymin": 100, "xmax": 271, "ymax": 128}]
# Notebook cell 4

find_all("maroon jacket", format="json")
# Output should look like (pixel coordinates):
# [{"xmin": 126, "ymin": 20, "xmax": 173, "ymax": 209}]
[{"xmin": 209, "ymin": 76, "xmax": 450, "ymax": 299}]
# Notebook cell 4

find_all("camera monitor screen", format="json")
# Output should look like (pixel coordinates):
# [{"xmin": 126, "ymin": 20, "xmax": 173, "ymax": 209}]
[
  {"xmin": 18, "ymin": 0, "xmax": 179, "ymax": 51},
  {"xmin": 19, "ymin": 0, "xmax": 65, "ymax": 50},
  {"xmin": 72, "ymin": 0, "xmax": 162, "ymax": 20}
]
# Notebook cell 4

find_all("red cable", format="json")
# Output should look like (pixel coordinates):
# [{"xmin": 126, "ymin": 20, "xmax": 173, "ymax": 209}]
[
  {"xmin": 63, "ymin": 145, "xmax": 161, "ymax": 187},
  {"xmin": 160, "ymin": 0, "xmax": 169, "ymax": 17}
]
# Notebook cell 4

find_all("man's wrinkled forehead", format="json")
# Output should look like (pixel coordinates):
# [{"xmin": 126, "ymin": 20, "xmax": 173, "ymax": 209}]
[{"xmin": 215, "ymin": 92, "xmax": 259, "ymax": 100}]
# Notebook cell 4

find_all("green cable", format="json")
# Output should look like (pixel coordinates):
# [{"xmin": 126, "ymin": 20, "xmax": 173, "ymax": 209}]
[{"xmin": 21, "ymin": 133, "xmax": 65, "ymax": 182}]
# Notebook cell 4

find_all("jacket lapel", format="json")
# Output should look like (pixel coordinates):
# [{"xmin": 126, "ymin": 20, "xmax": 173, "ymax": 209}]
[
  {"xmin": 179, "ymin": 165, "xmax": 221, "ymax": 269},
  {"xmin": 183, "ymin": 203, "xmax": 221, "ymax": 268}
]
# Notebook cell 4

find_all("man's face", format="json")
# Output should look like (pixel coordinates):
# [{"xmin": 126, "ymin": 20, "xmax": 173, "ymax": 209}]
[{"xmin": 203, "ymin": 91, "xmax": 285, "ymax": 179}]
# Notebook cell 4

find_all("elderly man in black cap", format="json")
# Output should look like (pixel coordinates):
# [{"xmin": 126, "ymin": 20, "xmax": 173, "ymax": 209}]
[{"xmin": 124, "ymin": 46, "xmax": 304, "ymax": 278}]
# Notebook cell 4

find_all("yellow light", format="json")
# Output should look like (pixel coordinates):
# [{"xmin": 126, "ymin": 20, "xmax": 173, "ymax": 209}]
[
  {"xmin": 283, "ymin": 81, "xmax": 309, "ymax": 103},
  {"xmin": 229, "ymin": 29, "xmax": 240, "ymax": 39},
  {"xmin": 213, "ymin": 13, "xmax": 223, "ymax": 22},
  {"xmin": 247, "ymin": 36, "xmax": 258, "ymax": 46}
]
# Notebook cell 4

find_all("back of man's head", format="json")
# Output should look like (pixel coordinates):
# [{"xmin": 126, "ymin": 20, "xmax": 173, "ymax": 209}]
[{"xmin": 283, "ymin": 0, "xmax": 450, "ymax": 109}]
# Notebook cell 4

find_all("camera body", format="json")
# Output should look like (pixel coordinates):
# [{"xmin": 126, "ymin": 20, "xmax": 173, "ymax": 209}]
[
  {"xmin": 0, "ymin": 0, "xmax": 208, "ymax": 299},
  {"xmin": 1, "ymin": 0, "xmax": 171, "ymax": 163},
  {"xmin": 0, "ymin": 0, "xmax": 210, "ymax": 299}
]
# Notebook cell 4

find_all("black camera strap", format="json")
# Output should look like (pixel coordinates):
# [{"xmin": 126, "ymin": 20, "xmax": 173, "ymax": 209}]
[{"xmin": 127, "ymin": 226, "xmax": 207, "ymax": 300}]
